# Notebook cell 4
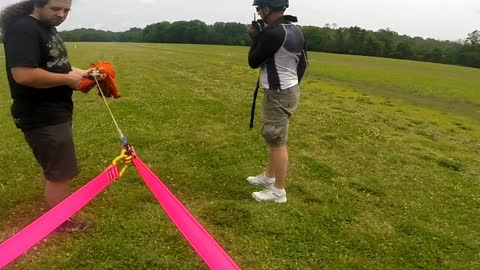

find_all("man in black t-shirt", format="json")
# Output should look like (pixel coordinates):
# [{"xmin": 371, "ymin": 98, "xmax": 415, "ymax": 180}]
[
  {"xmin": 246, "ymin": 0, "xmax": 308, "ymax": 203},
  {"xmin": 0, "ymin": 0, "xmax": 100, "ymax": 232}
]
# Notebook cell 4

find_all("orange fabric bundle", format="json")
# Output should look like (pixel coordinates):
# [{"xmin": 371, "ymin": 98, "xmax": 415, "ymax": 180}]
[{"xmin": 79, "ymin": 61, "xmax": 120, "ymax": 98}]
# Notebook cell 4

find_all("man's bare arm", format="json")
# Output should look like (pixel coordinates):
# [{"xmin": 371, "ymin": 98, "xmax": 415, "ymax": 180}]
[{"xmin": 11, "ymin": 67, "xmax": 82, "ymax": 89}]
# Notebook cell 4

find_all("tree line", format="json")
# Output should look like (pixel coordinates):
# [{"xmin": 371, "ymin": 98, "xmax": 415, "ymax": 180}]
[
  {"xmin": 302, "ymin": 27, "xmax": 480, "ymax": 68},
  {"xmin": 59, "ymin": 20, "xmax": 480, "ymax": 68}
]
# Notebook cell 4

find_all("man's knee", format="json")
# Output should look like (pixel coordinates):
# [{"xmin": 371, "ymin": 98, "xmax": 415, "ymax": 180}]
[{"xmin": 262, "ymin": 124, "xmax": 288, "ymax": 147}]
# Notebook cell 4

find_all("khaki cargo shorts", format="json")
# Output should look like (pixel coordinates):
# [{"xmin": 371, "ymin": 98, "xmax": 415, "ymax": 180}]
[{"xmin": 262, "ymin": 85, "xmax": 300, "ymax": 147}]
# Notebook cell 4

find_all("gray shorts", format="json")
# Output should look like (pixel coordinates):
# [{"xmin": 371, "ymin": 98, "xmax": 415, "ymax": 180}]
[
  {"xmin": 262, "ymin": 85, "xmax": 300, "ymax": 147},
  {"xmin": 23, "ymin": 122, "xmax": 79, "ymax": 182}
]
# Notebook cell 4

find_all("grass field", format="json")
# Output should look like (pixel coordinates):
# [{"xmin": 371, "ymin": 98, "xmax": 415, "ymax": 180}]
[{"xmin": 0, "ymin": 43, "xmax": 479, "ymax": 269}]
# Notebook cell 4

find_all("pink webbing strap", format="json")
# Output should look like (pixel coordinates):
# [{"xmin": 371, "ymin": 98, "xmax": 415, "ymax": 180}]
[
  {"xmin": 133, "ymin": 157, "xmax": 241, "ymax": 270},
  {"xmin": 0, "ymin": 165, "xmax": 120, "ymax": 269}
]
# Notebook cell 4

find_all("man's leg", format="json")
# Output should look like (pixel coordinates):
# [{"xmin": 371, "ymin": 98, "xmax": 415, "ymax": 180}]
[
  {"xmin": 252, "ymin": 145, "xmax": 288, "ymax": 203},
  {"xmin": 25, "ymin": 123, "xmax": 93, "ymax": 232},
  {"xmin": 44, "ymin": 176, "xmax": 94, "ymax": 232},
  {"xmin": 44, "ymin": 178, "xmax": 94, "ymax": 232},
  {"xmin": 251, "ymin": 86, "xmax": 299, "ymax": 202},
  {"xmin": 267, "ymin": 146, "xmax": 288, "ymax": 189},
  {"xmin": 44, "ymin": 179, "xmax": 71, "ymax": 208}
]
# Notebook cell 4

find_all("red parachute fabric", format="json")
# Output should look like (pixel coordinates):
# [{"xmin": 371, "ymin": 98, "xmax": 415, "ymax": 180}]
[{"xmin": 79, "ymin": 61, "xmax": 120, "ymax": 98}]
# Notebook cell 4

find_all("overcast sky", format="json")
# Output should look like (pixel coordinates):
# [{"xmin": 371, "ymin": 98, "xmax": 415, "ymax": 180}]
[{"xmin": 0, "ymin": 0, "xmax": 479, "ymax": 41}]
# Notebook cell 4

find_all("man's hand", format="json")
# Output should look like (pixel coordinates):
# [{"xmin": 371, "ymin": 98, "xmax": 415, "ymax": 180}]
[
  {"xmin": 65, "ymin": 71, "xmax": 83, "ymax": 90},
  {"xmin": 248, "ymin": 20, "xmax": 266, "ymax": 38},
  {"xmin": 247, "ymin": 24, "xmax": 258, "ymax": 38},
  {"xmin": 86, "ymin": 68, "xmax": 107, "ymax": 80},
  {"xmin": 72, "ymin": 67, "xmax": 90, "ymax": 77},
  {"xmin": 72, "ymin": 67, "xmax": 107, "ymax": 81},
  {"xmin": 247, "ymin": 24, "xmax": 256, "ymax": 34}
]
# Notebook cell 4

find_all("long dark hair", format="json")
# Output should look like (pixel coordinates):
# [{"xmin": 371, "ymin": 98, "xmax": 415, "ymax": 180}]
[{"xmin": 0, "ymin": 0, "xmax": 50, "ymax": 36}]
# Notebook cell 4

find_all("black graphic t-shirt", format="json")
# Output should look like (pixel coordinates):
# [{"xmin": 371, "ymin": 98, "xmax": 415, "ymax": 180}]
[{"xmin": 4, "ymin": 16, "xmax": 73, "ymax": 130}]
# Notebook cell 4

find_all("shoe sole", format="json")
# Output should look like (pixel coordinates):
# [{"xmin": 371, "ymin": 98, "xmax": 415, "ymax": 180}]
[
  {"xmin": 247, "ymin": 178, "xmax": 274, "ymax": 186},
  {"xmin": 252, "ymin": 193, "xmax": 287, "ymax": 203}
]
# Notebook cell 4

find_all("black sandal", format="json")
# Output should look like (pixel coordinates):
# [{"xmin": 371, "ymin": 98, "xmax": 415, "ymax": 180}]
[{"xmin": 56, "ymin": 218, "xmax": 95, "ymax": 233}]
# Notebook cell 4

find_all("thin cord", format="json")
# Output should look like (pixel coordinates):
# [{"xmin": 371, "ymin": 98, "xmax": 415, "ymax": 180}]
[{"xmin": 92, "ymin": 73, "xmax": 126, "ymax": 144}]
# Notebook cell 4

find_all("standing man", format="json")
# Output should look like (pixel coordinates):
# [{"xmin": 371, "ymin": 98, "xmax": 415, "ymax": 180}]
[
  {"xmin": 247, "ymin": 0, "xmax": 308, "ymax": 203},
  {"xmin": 1, "ymin": 0, "xmax": 99, "ymax": 232}
]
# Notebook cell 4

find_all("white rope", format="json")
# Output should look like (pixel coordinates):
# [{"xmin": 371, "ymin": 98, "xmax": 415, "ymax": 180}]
[{"xmin": 91, "ymin": 71, "xmax": 127, "ymax": 145}]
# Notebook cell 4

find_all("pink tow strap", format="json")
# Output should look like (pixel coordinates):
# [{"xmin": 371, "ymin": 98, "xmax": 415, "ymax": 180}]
[
  {"xmin": 0, "ymin": 165, "xmax": 120, "ymax": 269},
  {"xmin": 133, "ymin": 157, "xmax": 241, "ymax": 270},
  {"xmin": 0, "ymin": 155, "xmax": 241, "ymax": 269}
]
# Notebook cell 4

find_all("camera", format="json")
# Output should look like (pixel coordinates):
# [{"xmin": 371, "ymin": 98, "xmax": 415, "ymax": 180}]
[
  {"xmin": 249, "ymin": 13, "xmax": 266, "ymax": 37},
  {"xmin": 252, "ymin": 19, "xmax": 266, "ymax": 34}
]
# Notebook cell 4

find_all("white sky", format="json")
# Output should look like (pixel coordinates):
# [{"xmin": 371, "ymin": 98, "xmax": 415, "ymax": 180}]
[{"xmin": 0, "ymin": 0, "xmax": 479, "ymax": 41}]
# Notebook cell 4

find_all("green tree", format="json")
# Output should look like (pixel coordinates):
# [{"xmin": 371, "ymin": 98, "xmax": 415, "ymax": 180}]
[
  {"xmin": 364, "ymin": 33, "xmax": 383, "ymax": 56},
  {"xmin": 376, "ymin": 29, "xmax": 396, "ymax": 57},
  {"xmin": 426, "ymin": 48, "xmax": 444, "ymax": 63},
  {"xmin": 119, "ymin": 27, "xmax": 143, "ymax": 42},
  {"xmin": 143, "ymin": 22, "xmax": 170, "ymax": 43},
  {"xmin": 347, "ymin": 26, "xmax": 367, "ymax": 54},
  {"xmin": 394, "ymin": 42, "xmax": 414, "ymax": 59},
  {"xmin": 466, "ymin": 30, "xmax": 480, "ymax": 45}
]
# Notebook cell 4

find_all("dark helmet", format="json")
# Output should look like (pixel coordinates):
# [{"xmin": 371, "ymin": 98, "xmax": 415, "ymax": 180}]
[{"xmin": 253, "ymin": 0, "xmax": 289, "ymax": 10}]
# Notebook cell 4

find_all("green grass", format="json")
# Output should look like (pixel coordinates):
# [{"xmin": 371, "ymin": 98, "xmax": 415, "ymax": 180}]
[{"xmin": 0, "ymin": 43, "xmax": 479, "ymax": 269}]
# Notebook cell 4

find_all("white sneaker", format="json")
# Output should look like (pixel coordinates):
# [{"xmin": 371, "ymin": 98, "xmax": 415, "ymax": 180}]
[
  {"xmin": 252, "ymin": 188, "xmax": 287, "ymax": 203},
  {"xmin": 247, "ymin": 173, "xmax": 275, "ymax": 186}
]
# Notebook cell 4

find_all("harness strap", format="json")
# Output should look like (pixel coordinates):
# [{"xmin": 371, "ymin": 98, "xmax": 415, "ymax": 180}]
[
  {"xmin": 249, "ymin": 76, "xmax": 261, "ymax": 129},
  {"xmin": 133, "ymin": 156, "xmax": 241, "ymax": 270},
  {"xmin": 0, "ymin": 165, "xmax": 120, "ymax": 269}
]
